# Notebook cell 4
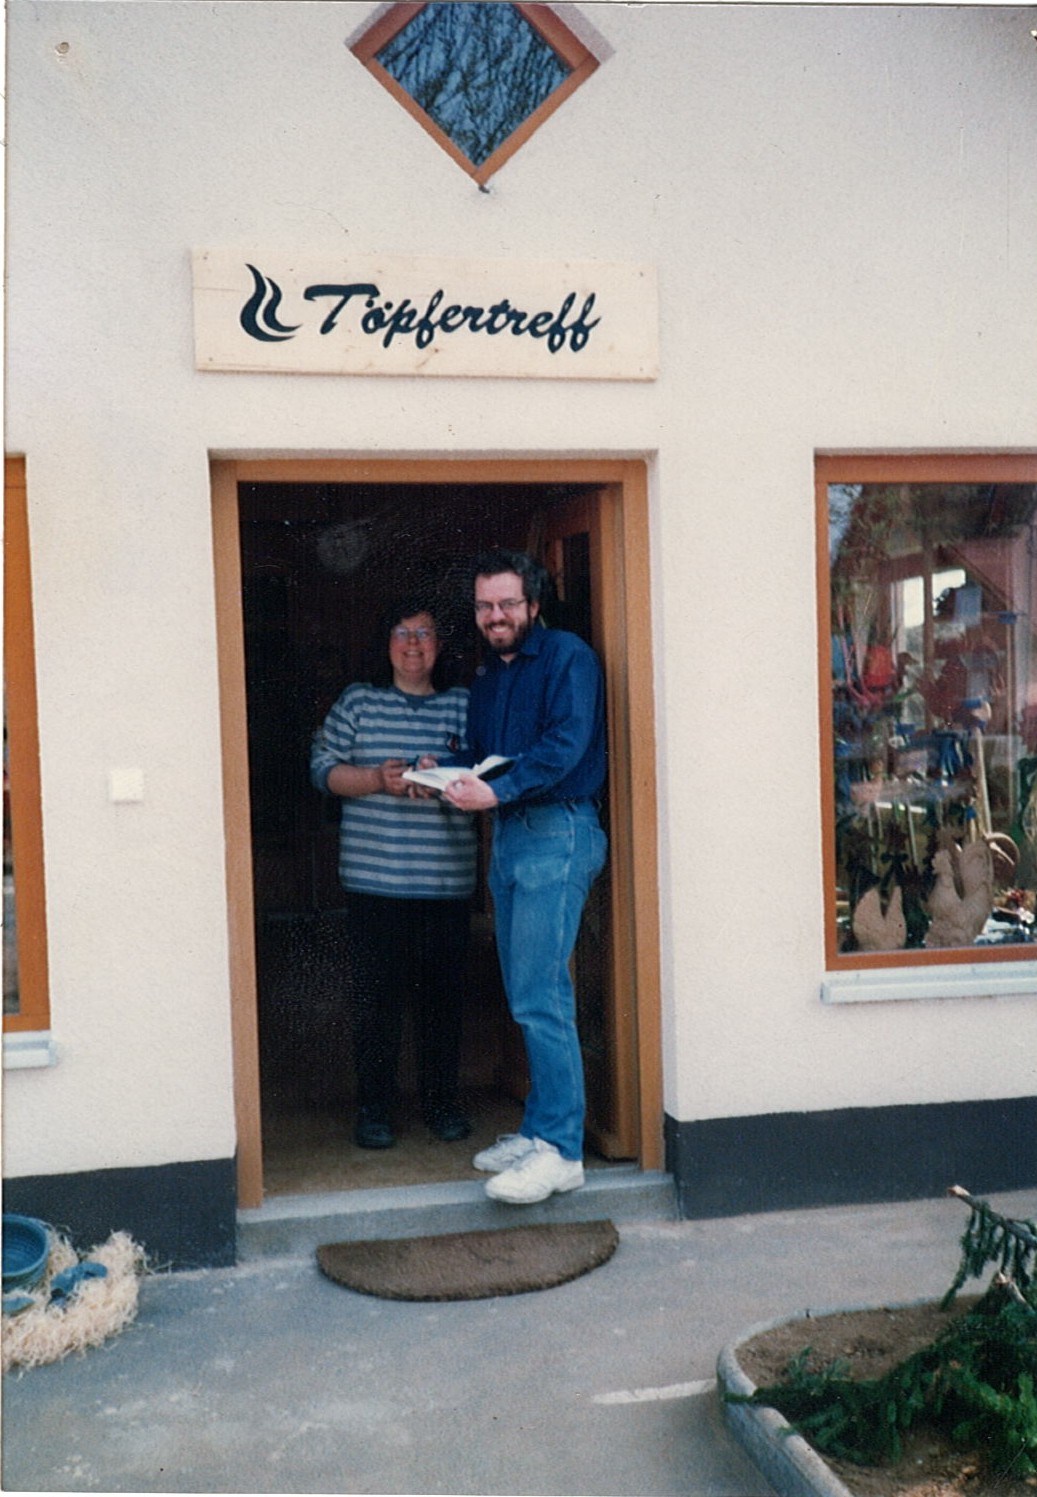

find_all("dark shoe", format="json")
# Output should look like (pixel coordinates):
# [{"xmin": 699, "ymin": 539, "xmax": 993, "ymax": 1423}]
[
  {"xmin": 354, "ymin": 1109, "xmax": 395, "ymax": 1149},
  {"xmin": 425, "ymin": 1105, "xmax": 472, "ymax": 1143}
]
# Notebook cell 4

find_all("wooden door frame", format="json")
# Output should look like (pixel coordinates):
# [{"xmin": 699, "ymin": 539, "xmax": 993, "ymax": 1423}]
[
  {"xmin": 541, "ymin": 489, "xmax": 639, "ymax": 1159},
  {"xmin": 211, "ymin": 457, "xmax": 662, "ymax": 1207}
]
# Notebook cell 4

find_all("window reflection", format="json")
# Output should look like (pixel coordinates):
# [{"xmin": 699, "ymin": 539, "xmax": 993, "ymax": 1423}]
[
  {"xmin": 376, "ymin": 2, "xmax": 572, "ymax": 168},
  {"xmin": 829, "ymin": 483, "xmax": 1037, "ymax": 954}
]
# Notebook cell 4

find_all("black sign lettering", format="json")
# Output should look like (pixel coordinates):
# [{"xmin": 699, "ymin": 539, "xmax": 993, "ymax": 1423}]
[
  {"xmin": 303, "ymin": 283, "xmax": 379, "ymax": 335},
  {"xmin": 240, "ymin": 269, "xmax": 602, "ymax": 357}
]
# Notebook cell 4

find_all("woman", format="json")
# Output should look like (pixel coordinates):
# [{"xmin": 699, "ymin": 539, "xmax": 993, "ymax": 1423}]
[{"xmin": 310, "ymin": 600, "xmax": 476, "ymax": 1148}]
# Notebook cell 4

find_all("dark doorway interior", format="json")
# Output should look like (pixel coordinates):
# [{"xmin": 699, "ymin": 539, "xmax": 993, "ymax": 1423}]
[{"xmin": 238, "ymin": 480, "xmax": 602, "ymax": 1196}]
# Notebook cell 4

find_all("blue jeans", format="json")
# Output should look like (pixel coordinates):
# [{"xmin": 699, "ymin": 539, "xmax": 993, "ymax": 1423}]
[{"xmin": 489, "ymin": 801, "xmax": 608, "ymax": 1161}]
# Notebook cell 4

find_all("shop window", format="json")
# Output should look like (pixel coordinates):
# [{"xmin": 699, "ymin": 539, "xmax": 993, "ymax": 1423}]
[
  {"xmin": 351, "ymin": 2, "xmax": 599, "ymax": 185},
  {"xmin": 4, "ymin": 457, "xmax": 50, "ymax": 1036},
  {"xmin": 818, "ymin": 455, "xmax": 1037, "ymax": 970}
]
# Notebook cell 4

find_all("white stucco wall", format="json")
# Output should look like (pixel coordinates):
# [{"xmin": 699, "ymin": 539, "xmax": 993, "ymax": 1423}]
[{"xmin": 4, "ymin": 1, "xmax": 1035, "ymax": 1181}]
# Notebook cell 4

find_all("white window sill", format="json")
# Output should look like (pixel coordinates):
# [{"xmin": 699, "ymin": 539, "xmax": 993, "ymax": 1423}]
[
  {"xmin": 3, "ymin": 1031, "xmax": 58, "ymax": 1068},
  {"xmin": 822, "ymin": 961, "xmax": 1037, "ymax": 1004}
]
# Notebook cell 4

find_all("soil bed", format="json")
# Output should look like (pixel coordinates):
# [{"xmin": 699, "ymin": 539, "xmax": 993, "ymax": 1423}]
[{"xmin": 736, "ymin": 1299, "xmax": 1037, "ymax": 1497}]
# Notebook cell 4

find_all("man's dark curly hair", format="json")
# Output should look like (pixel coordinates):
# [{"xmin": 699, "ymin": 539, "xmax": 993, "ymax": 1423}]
[{"xmin": 471, "ymin": 549, "xmax": 551, "ymax": 607}]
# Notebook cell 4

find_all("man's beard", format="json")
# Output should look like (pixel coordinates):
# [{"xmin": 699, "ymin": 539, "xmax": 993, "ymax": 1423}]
[{"xmin": 484, "ymin": 614, "xmax": 534, "ymax": 656}]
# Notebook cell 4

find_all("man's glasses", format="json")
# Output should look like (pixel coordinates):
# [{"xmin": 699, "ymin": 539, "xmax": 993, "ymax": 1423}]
[
  {"xmin": 474, "ymin": 598, "xmax": 526, "ymax": 616},
  {"xmin": 391, "ymin": 626, "xmax": 435, "ymax": 642}
]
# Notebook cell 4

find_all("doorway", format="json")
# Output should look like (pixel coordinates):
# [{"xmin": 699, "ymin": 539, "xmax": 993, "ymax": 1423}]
[{"xmin": 211, "ymin": 459, "xmax": 661, "ymax": 1208}]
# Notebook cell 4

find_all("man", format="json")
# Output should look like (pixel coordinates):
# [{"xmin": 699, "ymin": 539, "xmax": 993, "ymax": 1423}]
[{"xmin": 443, "ymin": 550, "xmax": 608, "ymax": 1204}]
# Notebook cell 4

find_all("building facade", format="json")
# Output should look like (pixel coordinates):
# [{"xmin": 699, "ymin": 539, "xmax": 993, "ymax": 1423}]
[{"xmin": 4, "ymin": 1, "xmax": 1036, "ymax": 1267}]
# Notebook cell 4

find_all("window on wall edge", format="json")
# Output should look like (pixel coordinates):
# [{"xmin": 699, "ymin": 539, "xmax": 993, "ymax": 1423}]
[
  {"xmin": 4, "ymin": 456, "xmax": 52, "ymax": 1042},
  {"xmin": 818, "ymin": 453, "xmax": 1037, "ymax": 978}
]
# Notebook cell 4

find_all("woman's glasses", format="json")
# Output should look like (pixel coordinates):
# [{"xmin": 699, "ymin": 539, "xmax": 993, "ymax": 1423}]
[{"xmin": 391, "ymin": 626, "xmax": 435, "ymax": 642}]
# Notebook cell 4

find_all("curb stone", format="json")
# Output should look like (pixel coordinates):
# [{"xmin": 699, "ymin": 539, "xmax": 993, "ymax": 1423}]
[{"xmin": 716, "ymin": 1299, "xmax": 937, "ymax": 1497}]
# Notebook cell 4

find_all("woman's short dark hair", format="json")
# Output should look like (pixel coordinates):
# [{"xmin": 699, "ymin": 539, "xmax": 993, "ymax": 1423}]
[
  {"xmin": 471, "ymin": 549, "xmax": 551, "ymax": 607},
  {"xmin": 365, "ymin": 598, "xmax": 455, "ymax": 690}
]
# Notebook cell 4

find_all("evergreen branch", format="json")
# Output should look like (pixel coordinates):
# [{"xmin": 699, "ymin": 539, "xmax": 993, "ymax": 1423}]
[
  {"xmin": 942, "ymin": 1185, "xmax": 1037, "ymax": 1309},
  {"xmin": 729, "ymin": 1185, "xmax": 1037, "ymax": 1475},
  {"xmin": 948, "ymin": 1186, "xmax": 1037, "ymax": 1251}
]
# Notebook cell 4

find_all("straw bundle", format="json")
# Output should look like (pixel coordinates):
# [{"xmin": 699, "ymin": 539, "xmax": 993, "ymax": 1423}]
[{"xmin": 2, "ymin": 1231, "xmax": 146, "ymax": 1373}]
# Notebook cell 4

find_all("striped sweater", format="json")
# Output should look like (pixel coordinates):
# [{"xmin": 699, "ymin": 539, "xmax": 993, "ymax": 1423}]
[{"xmin": 310, "ymin": 683, "xmax": 476, "ymax": 899}]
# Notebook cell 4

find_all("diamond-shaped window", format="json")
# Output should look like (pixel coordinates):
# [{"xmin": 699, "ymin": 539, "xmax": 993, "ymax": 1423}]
[{"xmin": 352, "ymin": 3, "xmax": 599, "ymax": 185}]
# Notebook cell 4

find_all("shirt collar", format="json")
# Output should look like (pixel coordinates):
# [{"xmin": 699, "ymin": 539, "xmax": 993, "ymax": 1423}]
[{"xmin": 518, "ymin": 623, "xmax": 547, "ymax": 658}]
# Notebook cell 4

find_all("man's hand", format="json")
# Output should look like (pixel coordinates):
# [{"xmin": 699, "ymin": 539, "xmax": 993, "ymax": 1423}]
[{"xmin": 442, "ymin": 772, "xmax": 499, "ymax": 813}]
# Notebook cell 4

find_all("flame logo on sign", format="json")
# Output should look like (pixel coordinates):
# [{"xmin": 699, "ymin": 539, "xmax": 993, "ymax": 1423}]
[{"xmin": 240, "ymin": 264, "xmax": 301, "ymax": 342}]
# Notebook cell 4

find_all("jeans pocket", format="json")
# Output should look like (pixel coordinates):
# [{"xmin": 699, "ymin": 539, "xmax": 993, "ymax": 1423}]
[
  {"xmin": 513, "ymin": 842, "xmax": 574, "ymax": 893},
  {"xmin": 588, "ymin": 823, "xmax": 608, "ymax": 881}
]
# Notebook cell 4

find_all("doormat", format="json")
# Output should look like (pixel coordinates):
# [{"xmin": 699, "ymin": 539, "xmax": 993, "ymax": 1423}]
[{"xmin": 316, "ymin": 1220, "xmax": 619, "ymax": 1301}]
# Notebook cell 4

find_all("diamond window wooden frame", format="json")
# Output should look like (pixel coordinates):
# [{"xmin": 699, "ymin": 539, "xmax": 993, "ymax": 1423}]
[{"xmin": 352, "ymin": 2, "xmax": 599, "ymax": 185}]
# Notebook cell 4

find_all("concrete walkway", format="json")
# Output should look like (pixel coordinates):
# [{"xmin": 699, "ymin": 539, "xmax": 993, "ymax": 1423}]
[{"xmin": 3, "ymin": 1188, "xmax": 1034, "ymax": 1495}]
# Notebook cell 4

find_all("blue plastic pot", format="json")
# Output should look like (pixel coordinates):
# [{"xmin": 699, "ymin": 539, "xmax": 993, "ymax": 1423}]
[{"xmin": 2, "ymin": 1215, "xmax": 51, "ymax": 1293}]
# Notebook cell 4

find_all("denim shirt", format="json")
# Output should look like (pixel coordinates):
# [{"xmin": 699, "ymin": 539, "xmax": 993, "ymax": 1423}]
[{"xmin": 466, "ymin": 625, "xmax": 606, "ymax": 807}]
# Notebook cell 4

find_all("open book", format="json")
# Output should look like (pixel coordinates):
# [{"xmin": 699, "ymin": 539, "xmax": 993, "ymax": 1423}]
[{"xmin": 402, "ymin": 755, "xmax": 513, "ymax": 792}]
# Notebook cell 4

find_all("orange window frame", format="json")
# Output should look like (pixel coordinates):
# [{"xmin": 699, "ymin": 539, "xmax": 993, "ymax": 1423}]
[
  {"xmin": 4, "ymin": 456, "xmax": 51, "ymax": 1032},
  {"xmin": 352, "ymin": 2, "xmax": 599, "ymax": 186},
  {"xmin": 816, "ymin": 450, "xmax": 1037, "ymax": 972}
]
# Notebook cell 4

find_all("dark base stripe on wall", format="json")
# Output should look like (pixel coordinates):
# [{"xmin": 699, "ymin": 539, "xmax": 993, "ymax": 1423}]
[
  {"xmin": 4, "ymin": 1099, "xmax": 1033, "ymax": 1267},
  {"xmin": 665, "ymin": 1096, "xmax": 1037, "ymax": 1220},
  {"xmin": 2, "ymin": 1157, "xmax": 237, "ymax": 1270}
]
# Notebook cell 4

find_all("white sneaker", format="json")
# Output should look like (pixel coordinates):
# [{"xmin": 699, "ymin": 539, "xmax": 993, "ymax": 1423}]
[
  {"xmin": 472, "ymin": 1134, "xmax": 536, "ymax": 1174},
  {"xmin": 484, "ymin": 1138, "xmax": 584, "ymax": 1204}
]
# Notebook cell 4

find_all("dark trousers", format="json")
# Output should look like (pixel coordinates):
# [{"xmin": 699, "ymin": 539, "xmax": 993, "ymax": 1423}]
[{"xmin": 344, "ymin": 892, "xmax": 470, "ymax": 1118}]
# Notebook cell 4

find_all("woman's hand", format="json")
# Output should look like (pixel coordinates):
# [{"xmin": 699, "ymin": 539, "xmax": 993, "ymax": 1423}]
[
  {"xmin": 406, "ymin": 754, "xmax": 438, "ymax": 799},
  {"xmin": 326, "ymin": 760, "xmax": 415, "ymax": 798},
  {"xmin": 378, "ymin": 759, "xmax": 409, "ymax": 796}
]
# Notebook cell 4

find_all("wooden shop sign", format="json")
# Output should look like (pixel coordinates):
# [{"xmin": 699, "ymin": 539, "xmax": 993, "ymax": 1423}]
[{"xmin": 192, "ymin": 250, "xmax": 658, "ymax": 381}]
